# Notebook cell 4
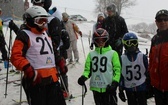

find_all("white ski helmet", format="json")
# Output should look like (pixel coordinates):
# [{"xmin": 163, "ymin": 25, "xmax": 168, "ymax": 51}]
[{"xmin": 23, "ymin": 5, "xmax": 48, "ymax": 27}]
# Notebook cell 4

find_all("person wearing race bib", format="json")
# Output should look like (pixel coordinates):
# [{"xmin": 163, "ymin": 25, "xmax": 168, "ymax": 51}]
[
  {"xmin": 119, "ymin": 32, "xmax": 149, "ymax": 105},
  {"xmin": 78, "ymin": 28, "xmax": 121, "ymax": 105},
  {"xmin": 0, "ymin": 8, "xmax": 8, "ymax": 68},
  {"xmin": 10, "ymin": 6, "xmax": 66, "ymax": 105}
]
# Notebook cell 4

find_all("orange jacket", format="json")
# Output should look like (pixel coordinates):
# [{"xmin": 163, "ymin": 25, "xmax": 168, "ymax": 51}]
[{"xmin": 11, "ymin": 26, "xmax": 59, "ymax": 82}]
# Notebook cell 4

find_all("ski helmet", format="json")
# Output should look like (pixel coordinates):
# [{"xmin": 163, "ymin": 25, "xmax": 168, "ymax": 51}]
[
  {"xmin": 107, "ymin": 3, "xmax": 116, "ymax": 12},
  {"xmin": 122, "ymin": 32, "xmax": 138, "ymax": 52},
  {"xmin": 23, "ymin": 5, "xmax": 48, "ymax": 28},
  {"xmin": 31, "ymin": 0, "xmax": 44, "ymax": 4},
  {"xmin": 93, "ymin": 28, "xmax": 109, "ymax": 47},
  {"xmin": 44, "ymin": 0, "xmax": 52, "ymax": 12}
]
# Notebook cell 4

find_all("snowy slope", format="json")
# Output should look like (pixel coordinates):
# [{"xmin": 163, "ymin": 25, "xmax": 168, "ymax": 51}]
[{"xmin": 0, "ymin": 22, "xmax": 155, "ymax": 105}]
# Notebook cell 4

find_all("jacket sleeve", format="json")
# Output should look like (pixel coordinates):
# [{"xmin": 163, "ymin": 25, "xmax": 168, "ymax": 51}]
[
  {"xmin": 48, "ymin": 17, "xmax": 61, "ymax": 49},
  {"xmin": 82, "ymin": 53, "xmax": 92, "ymax": 78},
  {"xmin": 72, "ymin": 22, "xmax": 81, "ymax": 34},
  {"xmin": 10, "ymin": 31, "xmax": 30, "ymax": 71},
  {"xmin": 112, "ymin": 51, "xmax": 121, "ymax": 83}
]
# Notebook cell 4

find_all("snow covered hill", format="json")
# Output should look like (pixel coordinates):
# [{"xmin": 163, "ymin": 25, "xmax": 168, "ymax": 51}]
[{"xmin": 0, "ymin": 22, "xmax": 155, "ymax": 105}]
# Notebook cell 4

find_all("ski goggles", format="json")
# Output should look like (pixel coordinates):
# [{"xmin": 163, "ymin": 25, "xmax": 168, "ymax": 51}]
[
  {"xmin": 94, "ymin": 37, "xmax": 109, "ymax": 44},
  {"xmin": 32, "ymin": 0, "xmax": 44, "ymax": 4},
  {"xmin": 122, "ymin": 39, "xmax": 138, "ymax": 47},
  {"xmin": 34, "ymin": 17, "xmax": 48, "ymax": 26}
]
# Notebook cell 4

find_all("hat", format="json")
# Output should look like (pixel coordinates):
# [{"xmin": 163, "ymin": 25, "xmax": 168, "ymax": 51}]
[
  {"xmin": 97, "ymin": 12, "xmax": 105, "ymax": 18},
  {"xmin": 155, "ymin": 9, "xmax": 168, "ymax": 19},
  {"xmin": 62, "ymin": 12, "xmax": 69, "ymax": 18}
]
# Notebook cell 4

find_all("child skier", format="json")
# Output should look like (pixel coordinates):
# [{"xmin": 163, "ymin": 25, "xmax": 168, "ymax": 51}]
[
  {"xmin": 119, "ymin": 32, "xmax": 148, "ymax": 105},
  {"xmin": 78, "ymin": 28, "xmax": 121, "ymax": 105}
]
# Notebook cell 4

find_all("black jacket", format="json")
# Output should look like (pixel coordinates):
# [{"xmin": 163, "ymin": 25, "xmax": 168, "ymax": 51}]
[{"xmin": 102, "ymin": 13, "xmax": 128, "ymax": 43}]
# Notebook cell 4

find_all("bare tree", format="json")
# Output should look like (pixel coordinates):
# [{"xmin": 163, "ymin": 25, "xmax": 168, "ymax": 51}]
[
  {"xmin": 0, "ymin": 0, "xmax": 24, "ymax": 20},
  {"xmin": 95, "ymin": 0, "xmax": 136, "ymax": 15}
]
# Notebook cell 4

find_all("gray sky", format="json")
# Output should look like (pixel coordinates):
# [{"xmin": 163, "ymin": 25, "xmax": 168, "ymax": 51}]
[{"xmin": 51, "ymin": 0, "xmax": 168, "ymax": 25}]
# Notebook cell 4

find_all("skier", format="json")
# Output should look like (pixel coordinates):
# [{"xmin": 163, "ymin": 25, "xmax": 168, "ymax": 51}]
[
  {"xmin": 119, "ymin": 32, "xmax": 148, "ymax": 105},
  {"xmin": 102, "ymin": 3, "xmax": 128, "ymax": 56},
  {"xmin": 90, "ymin": 12, "xmax": 105, "ymax": 50},
  {"xmin": 78, "ymin": 28, "xmax": 121, "ymax": 105},
  {"xmin": 0, "ymin": 8, "xmax": 8, "ymax": 69},
  {"xmin": 10, "ymin": 6, "xmax": 66, "ymax": 105},
  {"xmin": 62, "ymin": 12, "xmax": 82, "ymax": 63}
]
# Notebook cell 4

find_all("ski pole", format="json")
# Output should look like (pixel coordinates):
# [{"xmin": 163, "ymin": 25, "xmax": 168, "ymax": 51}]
[
  {"xmin": 82, "ymin": 83, "xmax": 87, "ymax": 105},
  {"xmin": 19, "ymin": 72, "xmax": 23, "ymax": 105},
  {"xmin": 59, "ymin": 73, "xmax": 69, "ymax": 95},
  {"xmin": 4, "ymin": 28, "xmax": 12, "ymax": 98},
  {"xmin": 80, "ymin": 37, "xmax": 86, "ymax": 59}
]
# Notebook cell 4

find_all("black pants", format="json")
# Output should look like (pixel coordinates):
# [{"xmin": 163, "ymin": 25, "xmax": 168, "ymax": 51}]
[
  {"xmin": 23, "ymin": 79, "xmax": 66, "ymax": 105},
  {"xmin": 154, "ymin": 87, "xmax": 168, "ymax": 105},
  {"xmin": 92, "ymin": 91, "xmax": 117, "ymax": 105},
  {"xmin": 126, "ymin": 91, "xmax": 147, "ymax": 105}
]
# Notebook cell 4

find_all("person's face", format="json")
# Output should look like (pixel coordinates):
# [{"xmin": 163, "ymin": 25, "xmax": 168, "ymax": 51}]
[
  {"xmin": 156, "ymin": 15, "xmax": 168, "ymax": 31},
  {"xmin": 62, "ymin": 17, "xmax": 68, "ymax": 22},
  {"xmin": 107, "ymin": 10, "xmax": 114, "ymax": 17},
  {"xmin": 98, "ymin": 16, "xmax": 104, "ymax": 21}
]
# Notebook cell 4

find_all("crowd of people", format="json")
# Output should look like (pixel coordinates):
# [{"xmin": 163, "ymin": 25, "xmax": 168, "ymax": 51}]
[{"xmin": 0, "ymin": 0, "xmax": 168, "ymax": 105}]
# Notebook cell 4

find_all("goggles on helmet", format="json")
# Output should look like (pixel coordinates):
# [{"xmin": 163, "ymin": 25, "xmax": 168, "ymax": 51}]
[
  {"xmin": 34, "ymin": 17, "xmax": 48, "ymax": 26},
  {"xmin": 123, "ymin": 39, "xmax": 138, "ymax": 47}
]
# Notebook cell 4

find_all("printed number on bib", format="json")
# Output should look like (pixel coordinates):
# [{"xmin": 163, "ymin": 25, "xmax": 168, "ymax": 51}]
[
  {"xmin": 36, "ymin": 37, "xmax": 53, "ymax": 55},
  {"xmin": 126, "ymin": 65, "xmax": 141, "ymax": 81},
  {"xmin": 92, "ymin": 56, "xmax": 107, "ymax": 73}
]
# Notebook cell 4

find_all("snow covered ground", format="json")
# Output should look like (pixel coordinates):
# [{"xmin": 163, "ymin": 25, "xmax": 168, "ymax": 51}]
[{"xmin": 0, "ymin": 22, "xmax": 155, "ymax": 105}]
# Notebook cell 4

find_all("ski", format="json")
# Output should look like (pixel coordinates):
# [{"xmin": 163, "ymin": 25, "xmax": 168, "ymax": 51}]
[
  {"xmin": 65, "ymin": 94, "xmax": 86, "ymax": 101},
  {"xmin": 12, "ymin": 99, "xmax": 27, "ymax": 104}
]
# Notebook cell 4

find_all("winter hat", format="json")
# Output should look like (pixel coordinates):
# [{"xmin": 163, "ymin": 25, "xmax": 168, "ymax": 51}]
[
  {"xmin": 97, "ymin": 12, "xmax": 105, "ymax": 18},
  {"xmin": 62, "ymin": 12, "xmax": 69, "ymax": 18},
  {"xmin": 155, "ymin": 9, "xmax": 168, "ymax": 19}
]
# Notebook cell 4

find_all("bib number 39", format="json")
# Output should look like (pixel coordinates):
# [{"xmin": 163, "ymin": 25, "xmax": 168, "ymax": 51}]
[{"xmin": 92, "ymin": 56, "xmax": 107, "ymax": 73}]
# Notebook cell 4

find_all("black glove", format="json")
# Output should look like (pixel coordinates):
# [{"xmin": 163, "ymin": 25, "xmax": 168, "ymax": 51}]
[
  {"xmin": 9, "ymin": 20, "xmax": 16, "ymax": 30},
  {"xmin": 106, "ymin": 81, "xmax": 118, "ymax": 95},
  {"xmin": 118, "ymin": 90, "xmax": 126, "ymax": 102},
  {"xmin": 90, "ymin": 43, "xmax": 94, "ymax": 50},
  {"xmin": 115, "ymin": 38, "xmax": 122, "ymax": 47},
  {"xmin": 78, "ymin": 76, "xmax": 87, "ymax": 86}
]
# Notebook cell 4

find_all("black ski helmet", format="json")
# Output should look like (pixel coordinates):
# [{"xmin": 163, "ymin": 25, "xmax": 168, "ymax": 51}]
[
  {"xmin": 122, "ymin": 32, "xmax": 138, "ymax": 52},
  {"xmin": 44, "ymin": 0, "xmax": 52, "ymax": 12},
  {"xmin": 107, "ymin": 3, "xmax": 116, "ymax": 12}
]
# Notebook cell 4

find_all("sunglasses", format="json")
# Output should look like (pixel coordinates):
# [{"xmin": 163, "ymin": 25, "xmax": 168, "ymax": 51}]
[
  {"xmin": 123, "ymin": 39, "xmax": 138, "ymax": 47},
  {"xmin": 156, "ymin": 18, "xmax": 168, "ymax": 22},
  {"xmin": 34, "ymin": 17, "xmax": 48, "ymax": 26}
]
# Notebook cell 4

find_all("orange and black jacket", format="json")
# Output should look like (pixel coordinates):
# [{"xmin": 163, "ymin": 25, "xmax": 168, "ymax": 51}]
[
  {"xmin": 11, "ymin": 26, "xmax": 59, "ymax": 82},
  {"xmin": 149, "ymin": 29, "xmax": 168, "ymax": 91}
]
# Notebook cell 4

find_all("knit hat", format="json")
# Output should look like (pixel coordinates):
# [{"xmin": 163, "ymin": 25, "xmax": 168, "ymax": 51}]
[
  {"xmin": 62, "ymin": 12, "xmax": 69, "ymax": 18},
  {"xmin": 97, "ymin": 12, "xmax": 105, "ymax": 18},
  {"xmin": 155, "ymin": 9, "xmax": 168, "ymax": 19}
]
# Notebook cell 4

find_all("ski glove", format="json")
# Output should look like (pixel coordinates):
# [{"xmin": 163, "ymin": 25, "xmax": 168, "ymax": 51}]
[
  {"xmin": 23, "ymin": 64, "xmax": 41, "ymax": 86},
  {"xmin": 106, "ymin": 81, "xmax": 118, "ymax": 95},
  {"xmin": 119, "ymin": 91, "xmax": 126, "ymax": 102},
  {"xmin": 58, "ymin": 57, "xmax": 68, "ymax": 75},
  {"xmin": 79, "ymin": 31, "xmax": 82, "ymax": 37},
  {"xmin": 78, "ymin": 76, "xmax": 87, "ymax": 86},
  {"xmin": 90, "ymin": 43, "xmax": 94, "ymax": 50},
  {"xmin": 115, "ymin": 38, "xmax": 122, "ymax": 47}
]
